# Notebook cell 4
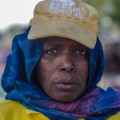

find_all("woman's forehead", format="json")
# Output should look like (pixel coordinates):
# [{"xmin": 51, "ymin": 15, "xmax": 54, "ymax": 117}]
[{"xmin": 44, "ymin": 36, "xmax": 89, "ymax": 49}]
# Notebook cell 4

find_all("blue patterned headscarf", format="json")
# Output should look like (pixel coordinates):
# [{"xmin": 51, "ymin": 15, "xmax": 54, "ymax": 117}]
[{"xmin": 1, "ymin": 28, "xmax": 120, "ymax": 120}]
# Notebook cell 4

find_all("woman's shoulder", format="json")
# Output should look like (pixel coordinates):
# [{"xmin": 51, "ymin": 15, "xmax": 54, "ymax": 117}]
[
  {"xmin": 0, "ymin": 100, "xmax": 24, "ymax": 108},
  {"xmin": 0, "ymin": 100, "xmax": 49, "ymax": 120},
  {"xmin": 107, "ymin": 112, "xmax": 120, "ymax": 120},
  {"xmin": 0, "ymin": 100, "xmax": 26, "ymax": 112},
  {"xmin": 0, "ymin": 100, "xmax": 28, "ymax": 120}
]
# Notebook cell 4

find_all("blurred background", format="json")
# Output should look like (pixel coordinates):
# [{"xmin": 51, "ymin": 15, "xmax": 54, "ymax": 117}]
[{"xmin": 0, "ymin": 0, "xmax": 120, "ymax": 100}]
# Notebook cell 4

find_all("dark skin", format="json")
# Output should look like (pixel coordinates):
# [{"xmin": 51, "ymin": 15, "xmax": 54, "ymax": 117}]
[{"xmin": 36, "ymin": 37, "xmax": 89, "ymax": 102}]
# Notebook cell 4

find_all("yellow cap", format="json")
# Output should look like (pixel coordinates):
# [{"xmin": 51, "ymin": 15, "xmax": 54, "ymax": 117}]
[{"xmin": 28, "ymin": 0, "xmax": 98, "ymax": 48}]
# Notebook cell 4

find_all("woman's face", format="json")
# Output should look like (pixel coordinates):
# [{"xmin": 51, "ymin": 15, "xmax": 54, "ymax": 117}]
[{"xmin": 36, "ymin": 37, "xmax": 89, "ymax": 102}]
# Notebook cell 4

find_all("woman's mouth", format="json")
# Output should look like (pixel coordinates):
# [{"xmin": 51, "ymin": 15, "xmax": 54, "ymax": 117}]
[
  {"xmin": 55, "ymin": 83, "xmax": 77, "ymax": 90},
  {"xmin": 55, "ymin": 79, "xmax": 78, "ymax": 91}
]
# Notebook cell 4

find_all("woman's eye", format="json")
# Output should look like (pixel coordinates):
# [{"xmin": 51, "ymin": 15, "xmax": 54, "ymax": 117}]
[
  {"xmin": 75, "ymin": 50, "xmax": 87, "ymax": 55},
  {"xmin": 47, "ymin": 49, "xmax": 57, "ymax": 54}
]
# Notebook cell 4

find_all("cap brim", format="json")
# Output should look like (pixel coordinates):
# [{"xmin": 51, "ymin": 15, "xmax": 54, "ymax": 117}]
[{"xmin": 28, "ymin": 21, "xmax": 97, "ymax": 49}]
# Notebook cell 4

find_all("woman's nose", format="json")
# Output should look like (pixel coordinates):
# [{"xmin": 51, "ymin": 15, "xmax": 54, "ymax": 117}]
[{"xmin": 59, "ymin": 54, "xmax": 75, "ymax": 72}]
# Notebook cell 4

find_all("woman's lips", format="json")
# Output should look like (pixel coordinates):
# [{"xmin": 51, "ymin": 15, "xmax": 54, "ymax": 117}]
[
  {"xmin": 54, "ymin": 79, "xmax": 78, "ymax": 90},
  {"xmin": 55, "ymin": 83, "xmax": 78, "ymax": 90}
]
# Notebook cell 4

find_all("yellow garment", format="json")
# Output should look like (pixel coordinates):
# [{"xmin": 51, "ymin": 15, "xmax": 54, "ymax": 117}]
[
  {"xmin": 107, "ymin": 112, "xmax": 120, "ymax": 120},
  {"xmin": 0, "ymin": 100, "xmax": 49, "ymax": 120},
  {"xmin": 0, "ymin": 100, "xmax": 120, "ymax": 120}
]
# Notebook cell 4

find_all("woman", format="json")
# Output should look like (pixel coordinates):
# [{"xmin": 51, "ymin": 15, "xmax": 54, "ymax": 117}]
[{"xmin": 0, "ymin": 0, "xmax": 120, "ymax": 119}]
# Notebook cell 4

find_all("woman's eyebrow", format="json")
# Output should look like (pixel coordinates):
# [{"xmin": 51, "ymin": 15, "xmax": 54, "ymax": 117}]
[{"xmin": 45, "ymin": 42, "xmax": 65, "ymax": 48}]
